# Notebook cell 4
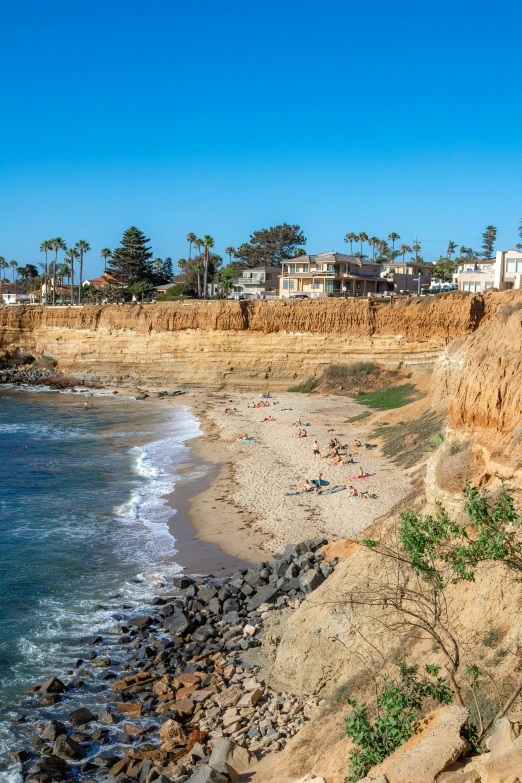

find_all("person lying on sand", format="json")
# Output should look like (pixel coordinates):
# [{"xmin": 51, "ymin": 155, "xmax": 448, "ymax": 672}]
[
  {"xmin": 359, "ymin": 490, "xmax": 376, "ymax": 498},
  {"xmin": 299, "ymin": 479, "xmax": 313, "ymax": 493},
  {"xmin": 291, "ymin": 418, "xmax": 303, "ymax": 427},
  {"xmin": 357, "ymin": 467, "xmax": 369, "ymax": 477},
  {"xmin": 233, "ymin": 434, "xmax": 249, "ymax": 442},
  {"xmin": 330, "ymin": 454, "xmax": 355, "ymax": 466},
  {"xmin": 348, "ymin": 485, "xmax": 359, "ymax": 497},
  {"xmin": 261, "ymin": 415, "xmax": 275, "ymax": 422},
  {"xmin": 353, "ymin": 438, "xmax": 362, "ymax": 447}
]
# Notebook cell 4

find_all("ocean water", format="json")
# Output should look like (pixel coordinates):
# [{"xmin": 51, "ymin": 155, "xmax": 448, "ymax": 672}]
[{"xmin": 0, "ymin": 388, "xmax": 203, "ymax": 777}]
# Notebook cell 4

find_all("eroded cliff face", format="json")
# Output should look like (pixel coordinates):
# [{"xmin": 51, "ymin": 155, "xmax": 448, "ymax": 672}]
[{"xmin": 0, "ymin": 293, "xmax": 501, "ymax": 388}]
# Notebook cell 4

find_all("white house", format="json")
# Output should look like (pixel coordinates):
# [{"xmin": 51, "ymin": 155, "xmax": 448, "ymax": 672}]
[
  {"xmin": 494, "ymin": 250, "xmax": 522, "ymax": 290},
  {"xmin": 0, "ymin": 283, "xmax": 30, "ymax": 305},
  {"xmin": 455, "ymin": 259, "xmax": 496, "ymax": 293},
  {"xmin": 230, "ymin": 266, "xmax": 280, "ymax": 298}
]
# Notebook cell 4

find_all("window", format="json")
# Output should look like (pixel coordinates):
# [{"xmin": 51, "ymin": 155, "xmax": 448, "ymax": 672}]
[
  {"xmin": 356, "ymin": 282, "xmax": 361, "ymax": 290},
  {"xmin": 517, "ymin": 259, "xmax": 522, "ymax": 273},
  {"xmin": 312, "ymin": 281, "xmax": 321, "ymax": 290},
  {"xmin": 289, "ymin": 280, "xmax": 295, "ymax": 290},
  {"xmin": 302, "ymin": 264, "xmax": 309, "ymax": 272},
  {"xmin": 475, "ymin": 281, "xmax": 481, "ymax": 292},
  {"xmin": 463, "ymin": 282, "xmax": 469, "ymax": 291},
  {"xmin": 507, "ymin": 259, "xmax": 516, "ymax": 273},
  {"xmin": 283, "ymin": 280, "xmax": 289, "ymax": 290},
  {"xmin": 266, "ymin": 272, "xmax": 271, "ymax": 280},
  {"xmin": 485, "ymin": 281, "xmax": 493, "ymax": 289}
]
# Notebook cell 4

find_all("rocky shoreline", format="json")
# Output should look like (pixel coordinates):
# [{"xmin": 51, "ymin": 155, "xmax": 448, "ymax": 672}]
[{"xmin": 8, "ymin": 539, "xmax": 338, "ymax": 783}]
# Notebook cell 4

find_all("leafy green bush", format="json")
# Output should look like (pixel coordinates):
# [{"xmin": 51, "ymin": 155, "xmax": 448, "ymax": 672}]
[
  {"xmin": 288, "ymin": 377, "xmax": 319, "ymax": 393},
  {"xmin": 345, "ymin": 660, "xmax": 453, "ymax": 782},
  {"xmin": 323, "ymin": 362, "xmax": 375, "ymax": 384},
  {"xmin": 157, "ymin": 283, "xmax": 187, "ymax": 300},
  {"xmin": 357, "ymin": 383, "xmax": 420, "ymax": 410}
]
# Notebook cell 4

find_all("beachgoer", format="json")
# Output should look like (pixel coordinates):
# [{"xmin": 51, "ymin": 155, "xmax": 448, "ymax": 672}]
[
  {"xmin": 313, "ymin": 472, "xmax": 324, "ymax": 490},
  {"xmin": 312, "ymin": 440, "xmax": 321, "ymax": 458},
  {"xmin": 299, "ymin": 479, "xmax": 313, "ymax": 493},
  {"xmin": 233, "ymin": 434, "xmax": 249, "ymax": 443},
  {"xmin": 348, "ymin": 485, "xmax": 358, "ymax": 497},
  {"xmin": 292, "ymin": 418, "xmax": 302, "ymax": 427},
  {"xmin": 353, "ymin": 438, "xmax": 362, "ymax": 447}
]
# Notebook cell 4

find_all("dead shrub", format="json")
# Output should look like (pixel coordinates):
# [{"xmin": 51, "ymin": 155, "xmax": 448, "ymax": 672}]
[{"xmin": 435, "ymin": 443, "xmax": 475, "ymax": 493}]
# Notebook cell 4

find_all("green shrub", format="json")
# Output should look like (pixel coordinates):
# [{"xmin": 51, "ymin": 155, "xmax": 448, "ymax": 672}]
[
  {"xmin": 288, "ymin": 377, "xmax": 319, "ymax": 393},
  {"xmin": 345, "ymin": 660, "xmax": 453, "ymax": 782},
  {"xmin": 357, "ymin": 383, "xmax": 420, "ymax": 410},
  {"xmin": 323, "ymin": 362, "xmax": 375, "ymax": 385},
  {"xmin": 157, "ymin": 283, "xmax": 187, "ymax": 300}
]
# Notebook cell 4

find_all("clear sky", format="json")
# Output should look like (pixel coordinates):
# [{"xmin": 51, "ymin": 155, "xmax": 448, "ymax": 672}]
[{"xmin": 2, "ymin": 0, "xmax": 522, "ymax": 278}]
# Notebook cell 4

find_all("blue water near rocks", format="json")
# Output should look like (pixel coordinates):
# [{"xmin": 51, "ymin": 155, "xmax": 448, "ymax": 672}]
[{"xmin": 0, "ymin": 388, "xmax": 202, "ymax": 778}]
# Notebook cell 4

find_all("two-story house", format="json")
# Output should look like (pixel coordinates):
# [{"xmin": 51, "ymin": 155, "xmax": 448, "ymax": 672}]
[
  {"xmin": 229, "ymin": 266, "xmax": 280, "ymax": 298},
  {"xmin": 455, "ymin": 259, "xmax": 495, "ymax": 293},
  {"xmin": 280, "ymin": 252, "xmax": 391, "ymax": 297},
  {"xmin": 382, "ymin": 261, "xmax": 433, "ymax": 293},
  {"xmin": 493, "ymin": 250, "xmax": 522, "ymax": 290}
]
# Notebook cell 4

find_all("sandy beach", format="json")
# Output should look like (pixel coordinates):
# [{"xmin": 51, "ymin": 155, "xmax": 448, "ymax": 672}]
[{"xmin": 178, "ymin": 390, "xmax": 413, "ymax": 558}]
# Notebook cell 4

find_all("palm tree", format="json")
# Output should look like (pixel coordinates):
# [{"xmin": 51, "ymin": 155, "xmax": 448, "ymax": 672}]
[
  {"xmin": 413, "ymin": 240, "xmax": 421, "ymax": 262},
  {"xmin": 447, "ymin": 241, "xmax": 457, "ymax": 260},
  {"xmin": 202, "ymin": 235, "xmax": 215, "ymax": 299},
  {"xmin": 9, "ymin": 260, "xmax": 17, "ymax": 283},
  {"xmin": 195, "ymin": 238, "xmax": 204, "ymax": 258},
  {"xmin": 186, "ymin": 233, "xmax": 197, "ymax": 260},
  {"xmin": 225, "ymin": 246, "xmax": 235, "ymax": 264},
  {"xmin": 344, "ymin": 232, "xmax": 357, "ymax": 254},
  {"xmin": 75, "ymin": 240, "xmax": 90, "ymax": 304},
  {"xmin": 388, "ymin": 233, "xmax": 400, "ymax": 253},
  {"xmin": 0, "ymin": 259, "xmax": 8, "ymax": 281},
  {"xmin": 51, "ymin": 237, "xmax": 66, "ymax": 304},
  {"xmin": 399, "ymin": 244, "xmax": 412, "ymax": 262},
  {"xmin": 101, "ymin": 248, "xmax": 112, "ymax": 272},
  {"xmin": 65, "ymin": 247, "xmax": 79, "ymax": 304},
  {"xmin": 194, "ymin": 263, "xmax": 203, "ymax": 298},
  {"xmin": 178, "ymin": 258, "xmax": 187, "ymax": 270},
  {"xmin": 40, "ymin": 240, "xmax": 52, "ymax": 303},
  {"xmin": 368, "ymin": 237, "xmax": 380, "ymax": 259},
  {"xmin": 358, "ymin": 232, "xmax": 368, "ymax": 255}
]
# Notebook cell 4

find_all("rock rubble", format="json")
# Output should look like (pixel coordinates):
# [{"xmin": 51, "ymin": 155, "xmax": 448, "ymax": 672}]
[{"xmin": 10, "ymin": 538, "xmax": 337, "ymax": 783}]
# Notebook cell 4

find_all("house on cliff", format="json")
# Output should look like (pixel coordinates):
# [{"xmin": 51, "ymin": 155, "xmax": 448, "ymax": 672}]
[
  {"xmin": 493, "ymin": 249, "xmax": 522, "ymax": 290},
  {"xmin": 455, "ymin": 259, "xmax": 495, "ymax": 293},
  {"xmin": 227, "ymin": 266, "xmax": 280, "ymax": 298},
  {"xmin": 0, "ymin": 283, "xmax": 29, "ymax": 305},
  {"xmin": 280, "ymin": 252, "xmax": 392, "ymax": 297},
  {"xmin": 381, "ymin": 261, "xmax": 433, "ymax": 293}
]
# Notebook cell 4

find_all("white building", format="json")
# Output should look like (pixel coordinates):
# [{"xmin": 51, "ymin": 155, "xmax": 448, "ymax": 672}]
[
  {"xmin": 455, "ymin": 259, "xmax": 495, "ymax": 293},
  {"xmin": 0, "ymin": 283, "xmax": 30, "ymax": 305},
  {"xmin": 230, "ymin": 266, "xmax": 280, "ymax": 298},
  {"xmin": 494, "ymin": 250, "xmax": 522, "ymax": 290}
]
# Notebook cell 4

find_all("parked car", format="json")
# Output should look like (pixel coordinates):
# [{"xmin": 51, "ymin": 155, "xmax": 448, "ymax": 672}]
[{"xmin": 289, "ymin": 294, "xmax": 309, "ymax": 299}]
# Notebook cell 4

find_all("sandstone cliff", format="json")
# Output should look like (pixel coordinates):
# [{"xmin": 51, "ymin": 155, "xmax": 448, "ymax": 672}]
[{"xmin": 0, "ymin": 293, "xmax": 502, "ymax": 388}]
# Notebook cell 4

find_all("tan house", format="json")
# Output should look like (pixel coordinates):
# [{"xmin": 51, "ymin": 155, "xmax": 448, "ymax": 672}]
[
  {"xmin": 280, "ymin": 252, "xmax": 391, "ymax": 297},
  {"xmin": 493, "ymin": 250, "xmax": 522, "ymax": 290},
  {"xmin": 383, "ymin": 262, "xmax": 432, "ymax": 293},
  {"xmin": 456, "ymin": 259, "xmax": 495, "ymax": 293}
]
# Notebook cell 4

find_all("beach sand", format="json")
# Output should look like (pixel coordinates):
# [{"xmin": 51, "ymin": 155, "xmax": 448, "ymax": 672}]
[{"xmin": 176, "ymin": 390, "xmax": 413, "ymax": 559}]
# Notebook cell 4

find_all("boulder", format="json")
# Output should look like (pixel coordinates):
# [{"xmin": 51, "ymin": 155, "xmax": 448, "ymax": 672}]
[
  {"xmin": 38, "ymin": 676, "xmax": 66, "ymax": 694},
  {"xmin": 160, "ymin": 718, "xmax": 186, "ymax": 748},
  {"xmin": 67, "ymin": 706, "xmax": 96, "ymax": 726},
  {"xmin": 215, "ymin": 685, "xmax": 243, "ymax": 708},
  {"xmin": 28, "ymin": 755, "xmax": 67, "ymax": 781},
  {"xmin": 367, "ymin": 705, "xmax": 469, "ymax": 783},
  {"xmin": 298, "ymin": 570, "xmax": 324, "ymax": 594},
  {"xmin": 127, "ymin": 615, "xmax": 153, "ymax": 629},
  {"xmin": 163, "ymin": 613, "xmax": 194, "ymax": 636},
  {"xmin": 209, "ymin": 738, "xmax": 256, "ymax": 780},
  {"xmin": 247, "ymin": 586, "xmax": 279, "ymax": 611},
  {"xmin": 486, "ymin": 716, "xmax": 516, "ymax": 757},
  {"xmin": 42, "ymin": 720, "xmax": 66, "ymax": 741},
  {"xmin": 98, "ymin": 707, "xmax": 119, "ymax": 725},
  {"xmin": 53, "ymin": 733, "xmax": 86, "ymax": 761},
  {"xmin": 186, "ymin": 765, "xmax": 228, "ymax": 783}
]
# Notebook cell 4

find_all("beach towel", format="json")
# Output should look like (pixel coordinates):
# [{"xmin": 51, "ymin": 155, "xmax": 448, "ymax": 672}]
[
  {"xmin": 321, "ymin": 487, "xmax": 346, "ymax": 496},
  {"xmin": 240, "ymin": 438, "xmax": 254, "ymax": 442},
  {"xmin": 284, "ymin": 492, "xmax": 301, "ymax": 496},
  {"xmin": 352, "ymin": 474, "xmax": 372, "ymax": 479}
]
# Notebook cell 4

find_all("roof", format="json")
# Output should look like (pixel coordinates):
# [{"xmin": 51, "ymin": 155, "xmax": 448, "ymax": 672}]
[
  {"xmin": 84, "ymin": 274, "xmax": 116, "ymax": 287},
  {"xmin": 0, "ymin": 283, "xmax": 24, "ymax": 294}
]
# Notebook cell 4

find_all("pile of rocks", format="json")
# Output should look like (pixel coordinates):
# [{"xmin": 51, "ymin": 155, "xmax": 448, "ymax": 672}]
[
  {"xmin": 0, "ymin": 367, "xmax": 61, "ymax": 385},
  {"xmin": 14, "ymin": 539, "xmax": 337, "ymax": 783}
]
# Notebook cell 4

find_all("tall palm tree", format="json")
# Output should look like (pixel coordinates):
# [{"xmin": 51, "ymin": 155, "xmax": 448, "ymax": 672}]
[
  {"xmin": 40, "ymin": 240, "xmax": 53, "ymax": 303},
  {"xmin": 65, "ymin": 247, "xmax": 79, "ymax": 304},
  {"xmin": 358, "ymin": 232, "xmax": 368, "ymax": 255},
  {"xmin": 343, "ymin": 232, "xmax": 356, "ymax": 254},
  {"xmin": 388, "ymin": 233, "xmax": 400, "ymax": 253},
  {"xmin": 194, "ymin": 263, "xmax": 203, "ymax": 298},
  {"xmin": 51, "ymin": 238, "xmax": 66, "ymax": 304},
  {"xmin": 0, "ymin": 259, "xmax": 8, "ymax": 281},
  {"xmin": 75, "ymin": 240, "xmax": 90, "ymax": 304},
  {"xmin": 413, "ymin": 240, "xmax": 421, "ymax": 262},
  {"xmin": 178, "ymin": 258, "xmax": 187, "ymax": 270},
  {"xmin": 202, "ymin": 234, "xmax": 215, "ymax": 299},
  {"xmin": 101, "ymin": 248, "xmax": 112, "ymax": 272},
  {"xmin": 225, "ymin": 246, "xmax": 235, "ymax": 264},
  {"xmin": 186, "ymin": 233, "xmax": 197, "ymax": 260},
  {"xmin": 447, "ymin": 241, "xmax": 457, "ymax": 260},
  {"xmin": 9, "ymin": 260, "xmax": 17, "ymax": 283},
  {"xmin": 400, "ymin": 244, "xmax": 412, "ymax": 262},
  {"xmin": 195, "ymin": 238, "xmax": 204, "ymax": 258},
  {"xmin": 368, "ymin": 237, "xmax": 380, "ymax": 259}
]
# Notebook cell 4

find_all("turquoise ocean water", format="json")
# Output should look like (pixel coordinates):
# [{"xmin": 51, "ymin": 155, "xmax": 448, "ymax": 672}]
[{"xmin": 0, "ymin": 388, "xmax": 202, "ymax": 778}]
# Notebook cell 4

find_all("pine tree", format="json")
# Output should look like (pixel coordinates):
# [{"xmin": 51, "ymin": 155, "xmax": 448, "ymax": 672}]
[
  {"xmin": 481, "ymin": 225, "xmax": 497, "ymax": 259},
  {"xmin": 108, "ymin": 227, "xmax": 153, "ymax": 284}
]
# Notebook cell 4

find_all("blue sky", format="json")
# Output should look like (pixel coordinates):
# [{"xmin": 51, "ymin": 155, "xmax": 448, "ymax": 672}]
[{"xmin": 2, "ymin": 0, "xmax": 522, "ymax": 277}]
